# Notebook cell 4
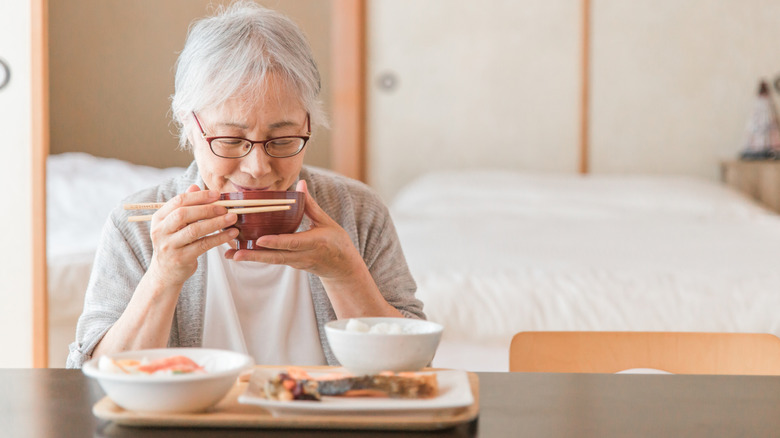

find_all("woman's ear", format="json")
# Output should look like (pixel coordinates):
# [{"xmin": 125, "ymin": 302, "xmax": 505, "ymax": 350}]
[{"xmin": 183, "ymin": 128, "xmax": 197, "ymax": 152}]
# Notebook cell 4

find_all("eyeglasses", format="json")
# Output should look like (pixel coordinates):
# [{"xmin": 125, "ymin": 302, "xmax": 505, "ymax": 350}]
[{"xmin": 192, "ymin": 111, "xmax": 311, "ymax": 159}]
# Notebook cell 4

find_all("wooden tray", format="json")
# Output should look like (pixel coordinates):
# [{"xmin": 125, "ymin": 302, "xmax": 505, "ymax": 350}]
[{"xmin": 92, "ymin": 370, "xmax": 479, "ymax": 431}]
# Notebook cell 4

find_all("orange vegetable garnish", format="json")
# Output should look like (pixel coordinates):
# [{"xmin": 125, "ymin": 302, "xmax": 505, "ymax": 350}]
[
  {"xmin": 111, "ymin": 359, "xmax": 141, "ymax": 374},
  {"xmin": 137, "ymin": 355, "xmax": 204, "ymax": 374}
]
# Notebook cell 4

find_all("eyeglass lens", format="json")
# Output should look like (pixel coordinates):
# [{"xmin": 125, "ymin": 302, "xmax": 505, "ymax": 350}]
[{"xmin": 210, "ymin": 137, "xmax": 306, "ymax": 158}]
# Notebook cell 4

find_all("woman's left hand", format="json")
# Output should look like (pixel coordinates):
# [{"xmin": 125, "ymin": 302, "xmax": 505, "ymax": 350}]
[
  {"xmin": 224, "ymin": 179, "xmax": 402, "ymax": 319},
  {"xmin": 224, "ymin": 180, "xmax": 363, "ymax": 281}
]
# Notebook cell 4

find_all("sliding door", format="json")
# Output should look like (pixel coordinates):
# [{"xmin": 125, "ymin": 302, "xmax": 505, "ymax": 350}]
[
  {"xmin": 0, "ymin": 0, "xmax": 37, "ymax": 367},
  {"xmin": 367, "ymin": 0, "xmax": 582, "ymax": 201}
]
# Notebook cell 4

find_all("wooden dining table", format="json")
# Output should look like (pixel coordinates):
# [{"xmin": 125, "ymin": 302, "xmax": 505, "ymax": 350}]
[{"xmin": 3, "ymin": 369, "xmax": 780, "ymax": 437}]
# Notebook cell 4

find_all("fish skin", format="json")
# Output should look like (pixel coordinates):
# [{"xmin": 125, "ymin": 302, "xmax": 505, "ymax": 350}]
[
  {"xmin": 261, "ymin": 370, "xmax": 439, "ymax": 401},
  {"xmin": 309, "ymin": 374, "xmax": 438, "ymax": 399}
]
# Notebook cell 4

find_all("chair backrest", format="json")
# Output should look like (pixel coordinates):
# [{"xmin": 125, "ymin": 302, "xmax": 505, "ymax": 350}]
[{"xmin": 509, "ymin": 331, "xmax": 780, "ymax": 375}]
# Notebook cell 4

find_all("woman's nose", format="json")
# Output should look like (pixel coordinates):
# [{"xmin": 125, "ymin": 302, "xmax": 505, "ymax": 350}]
[{"xmin": 239, "ymin": 144, "xmax": 273, "ymax": 175}]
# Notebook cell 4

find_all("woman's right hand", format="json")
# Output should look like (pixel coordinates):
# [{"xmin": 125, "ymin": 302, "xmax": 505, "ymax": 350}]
[
  {"xmin": 93, "ymin": 185, "xmax": 237, "ymax": 357},
  {"xmin": 146, "ymin": 184, "xmax": 239, "ymax": 288}
]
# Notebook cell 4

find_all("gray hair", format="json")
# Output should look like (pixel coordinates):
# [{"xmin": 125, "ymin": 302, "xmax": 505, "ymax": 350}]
[{"xmin": 171, "ymin": 1, "xmax": 326, "ymax": 149}]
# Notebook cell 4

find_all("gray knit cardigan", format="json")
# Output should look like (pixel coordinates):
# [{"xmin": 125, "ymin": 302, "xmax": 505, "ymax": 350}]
[{"xmin": 66, "ymin": 162, "xmax": 424, "ymax": 368}]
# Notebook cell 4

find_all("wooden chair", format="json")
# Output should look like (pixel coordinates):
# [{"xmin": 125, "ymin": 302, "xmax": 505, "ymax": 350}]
[{"xmin": 509, "ymin": 331, "xmax": 780, "ymax": 375}]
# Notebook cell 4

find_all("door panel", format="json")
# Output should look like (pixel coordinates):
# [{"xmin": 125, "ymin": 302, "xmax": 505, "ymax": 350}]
[
  {"xmin": 367, "ymin": 0, "xmax": 581, "ymax": 201},
  {"xmin": 0, "ymin": 0, "xmax": 34, "ymax": 367}
]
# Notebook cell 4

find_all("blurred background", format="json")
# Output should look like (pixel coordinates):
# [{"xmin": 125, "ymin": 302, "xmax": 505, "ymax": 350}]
[{"xmin": 48, "ymin": 0, "xmax": 780, "ymax": 201}]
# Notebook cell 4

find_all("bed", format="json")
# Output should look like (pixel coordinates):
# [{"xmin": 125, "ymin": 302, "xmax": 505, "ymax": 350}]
[
  {"xmin": 390, "ymin": 170, "xmax": 780, "ymax": 371},
  {"xmin": 46, "ymin": 153, "xmax": 184, "ymax": 367},
  {"xmin": 47, "ymin": 155, "xmax": 780, "ymax": 372}
]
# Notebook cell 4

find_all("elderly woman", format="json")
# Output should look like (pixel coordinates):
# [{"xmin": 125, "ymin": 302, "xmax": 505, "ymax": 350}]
[{"xmin": 66, "ymin": 1, "xmax": 424, "ymax": 368}]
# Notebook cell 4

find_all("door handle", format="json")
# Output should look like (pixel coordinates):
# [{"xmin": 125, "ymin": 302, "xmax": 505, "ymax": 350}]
[{"xmin": 0, "ymin": 58, "xmax": 10, "ymax": 91}]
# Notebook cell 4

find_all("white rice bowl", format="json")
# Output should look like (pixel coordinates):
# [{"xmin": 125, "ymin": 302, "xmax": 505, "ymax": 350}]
[{"xmin": 325, "ymin": 317, "xmax": 443, "ymax": 375}]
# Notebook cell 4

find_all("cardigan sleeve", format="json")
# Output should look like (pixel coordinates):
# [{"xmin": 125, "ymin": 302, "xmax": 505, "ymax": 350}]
[
  {"xmin": 65, "ymin": 214, "xmax": 150, "ymax": 368},
  {"xmin": 66, "ymin": 163, "xmax": 207, "ymax": 368},
  {"xmin": 360, "ymin": 198, "xmax": 425, "ymax": 320}
]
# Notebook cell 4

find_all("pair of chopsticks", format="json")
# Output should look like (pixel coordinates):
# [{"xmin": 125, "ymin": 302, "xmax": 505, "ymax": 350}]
[{"xmin": 124, "ymin": 198, "xmax": 295, "ymax": 222}]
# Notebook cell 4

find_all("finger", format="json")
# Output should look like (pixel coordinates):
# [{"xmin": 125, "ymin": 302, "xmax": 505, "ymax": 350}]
[
  {"xmin": 155, "ymin": 188, "xmax": 221, "ymax": 220},
  {"xmin": 296, "ymin": 180, "xmax": 337, "ymax": 227},
  {"xmin": 156, "ymin": 202, "xmax": 232, "ymax": 235},
  {"xmin": 255, "ymin": 231, "xmax": 315, "ymax": 251},
  {"xmin": 163, "ymin": 210, "xmax": 237, "ymax": 248},
  {"xmin": 177, "ymin": 227, "xmax": 239, "ymax": 261},
  {"xmin": 229, "ymin": 248, "xmax": 300, "ymax": 267}
]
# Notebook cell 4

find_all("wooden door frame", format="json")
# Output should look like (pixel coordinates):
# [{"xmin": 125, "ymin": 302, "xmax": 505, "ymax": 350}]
[
  {"xmin": 580, "ymin": 0, "xmax": 590, "ymax": 174},
  {"xmin": 32, "ymin": 0, "xmax": 49, "ymax": 368},
  {"xmin": 330, "ymin": 0, "xmax": 366, "ymax": 182}
]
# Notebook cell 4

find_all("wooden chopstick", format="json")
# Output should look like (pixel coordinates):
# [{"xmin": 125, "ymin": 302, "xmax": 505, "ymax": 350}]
[
  {"xmin": 127, "ymin": 205, "xmax": 291, "ymax": 222},
  {"xmin": 124, "ymin": 199, "xmax": 296, "ymax": 210},
  {"xmin": 229, "ymin": 205, "xmax": 291, "ymax": 214}
]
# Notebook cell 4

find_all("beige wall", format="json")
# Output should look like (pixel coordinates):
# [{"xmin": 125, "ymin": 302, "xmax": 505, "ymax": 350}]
[
  {"xmin": 368, "ymin": 0, "xmax": 780, "ymax": 201},
  {"xmin": 49, "ymin": 0, "xmax": 332, "ymax": 169},
  {"xmin": 590, "ymin": 0, "xmax": 780, "ymax": 180}
]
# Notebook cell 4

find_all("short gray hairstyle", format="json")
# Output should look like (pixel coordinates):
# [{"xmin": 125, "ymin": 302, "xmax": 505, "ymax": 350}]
[{"xmin": 171, "ymin": 1, "xmax": 325, "ymax": 149}]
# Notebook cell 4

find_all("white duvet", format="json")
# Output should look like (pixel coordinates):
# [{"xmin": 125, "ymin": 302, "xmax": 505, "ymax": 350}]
[
  {"xmin": 47, "ymin": 153, "xmax": 185, "ymax": 366},
  {"xmin": 390, "ymin": 170, "xmax": 780, "ymax": 370},
  {"xmin": 47, "ymin": 152, "xmax": 186, "ymax": 261}
]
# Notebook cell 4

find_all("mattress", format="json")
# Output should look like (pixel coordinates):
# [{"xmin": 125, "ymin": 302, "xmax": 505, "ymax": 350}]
[
  {"xmin": 390, "ymin": 170, "xmax": 780, "ymax": 372},
  {"xmin": 47, "ymin": 153, "xmax": 184, "ymax": 367}
]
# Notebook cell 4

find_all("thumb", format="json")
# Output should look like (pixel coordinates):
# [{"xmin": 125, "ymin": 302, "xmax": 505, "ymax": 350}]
[{"xmin": 296, "ymin": 179, "xmax": 335, "ymax": 227}]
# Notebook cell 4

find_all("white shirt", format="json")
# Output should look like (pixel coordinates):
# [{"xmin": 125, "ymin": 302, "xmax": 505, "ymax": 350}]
[{"xmin": 202, "ymin": 244, "xmax": 327, "ymax": 365}]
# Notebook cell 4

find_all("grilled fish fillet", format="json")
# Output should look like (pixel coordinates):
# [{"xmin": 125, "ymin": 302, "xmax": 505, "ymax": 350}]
[{"xmin": 262, "ymin": 370, "xmax": 439, "ymax": 401}]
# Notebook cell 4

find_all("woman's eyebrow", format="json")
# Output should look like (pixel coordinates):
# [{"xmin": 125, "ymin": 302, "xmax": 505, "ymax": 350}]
[
  {"xmin": 216, "ymin": 120, "xmax": 298, "ymax": 130},
  {"xmin": 216, "ymin": 121, "xmax": 249, "ymax": 129},
  {"xmin": 268, "ymin": 120, "xmax": 298, "ymax": 130}
]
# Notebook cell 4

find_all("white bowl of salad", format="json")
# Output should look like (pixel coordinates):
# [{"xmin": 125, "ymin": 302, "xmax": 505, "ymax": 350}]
[{"xmin": 83, "ymin": 348, "xmax": 254, "ymax": 413}]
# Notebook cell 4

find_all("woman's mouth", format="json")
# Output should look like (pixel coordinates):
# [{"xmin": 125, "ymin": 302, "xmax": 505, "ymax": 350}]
[{"xmin": 232, "ymin": 183, "xmax": 271, "ymax": 192}]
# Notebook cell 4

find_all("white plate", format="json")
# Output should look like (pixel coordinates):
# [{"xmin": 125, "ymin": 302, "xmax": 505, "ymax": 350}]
[
  {"xmin": 615, "ymin": 368, "xmax": 673, "ymax": 374},
  {"xmin": 238, "ymin": 368, "xmax": 474, "ymax": 416}
]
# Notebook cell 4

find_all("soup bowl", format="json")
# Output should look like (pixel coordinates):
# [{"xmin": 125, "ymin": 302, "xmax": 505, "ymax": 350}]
[{"xmin": 221, "ymin": 190, "xmax": 306, "ymax": 249}]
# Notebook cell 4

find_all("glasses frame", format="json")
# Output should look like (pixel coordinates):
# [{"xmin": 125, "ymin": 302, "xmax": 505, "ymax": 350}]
[{"xmin": 192, "ymin": 111, "xmax": 311, "ymax": 159}]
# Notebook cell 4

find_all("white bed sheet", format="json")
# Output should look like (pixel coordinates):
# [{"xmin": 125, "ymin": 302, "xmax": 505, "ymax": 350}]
[
  {"xmin": 47, "ymin": 153, "xmax": 185, "ymax": 367},
  {"xmin": 391, "ymin": 170, "xmax": 780, "ymax": 372}
]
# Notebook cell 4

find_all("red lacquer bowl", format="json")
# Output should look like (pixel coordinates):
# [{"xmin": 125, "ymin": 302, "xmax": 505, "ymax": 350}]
[{"xmin": 220, "ymin": 190, "xmax": 305, "ymax": 249}]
